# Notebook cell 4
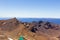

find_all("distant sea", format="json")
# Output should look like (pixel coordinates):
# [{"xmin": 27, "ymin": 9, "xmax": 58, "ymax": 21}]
[{"xmin": 0, "ymin": 18, "xmax": 60, "ymax": 24}]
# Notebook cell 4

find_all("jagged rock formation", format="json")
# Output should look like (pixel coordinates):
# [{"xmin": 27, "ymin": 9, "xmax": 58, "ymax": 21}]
[
  {"xmin": 0, "ymin": 18, "xmax": 20, "ymax": 31},
  {"xmin": 0, "ymin": 18, "xmax": 60, "ymax": 40}
]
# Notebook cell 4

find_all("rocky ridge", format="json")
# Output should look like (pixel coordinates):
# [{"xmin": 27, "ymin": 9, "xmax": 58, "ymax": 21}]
[{"xmin": 0, "ymin": 18, "xmax": 60, "ymax": 40}]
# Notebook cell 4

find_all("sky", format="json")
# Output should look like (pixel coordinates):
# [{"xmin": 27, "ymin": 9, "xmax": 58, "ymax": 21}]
[{"xmin": 0, "ymin": 0, "xmax": 60, "ymax": 18}]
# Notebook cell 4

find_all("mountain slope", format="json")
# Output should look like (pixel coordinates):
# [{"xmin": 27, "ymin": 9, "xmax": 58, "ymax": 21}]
[{"xmin": 0, "ymin": 18, "xmax": 60, "ymax": 40}]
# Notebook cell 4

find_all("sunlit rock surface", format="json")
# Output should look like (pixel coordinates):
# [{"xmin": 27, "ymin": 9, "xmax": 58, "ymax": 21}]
[{"xmin": 0, "ymin": 18, "xmax": 60, "ymax": 40}]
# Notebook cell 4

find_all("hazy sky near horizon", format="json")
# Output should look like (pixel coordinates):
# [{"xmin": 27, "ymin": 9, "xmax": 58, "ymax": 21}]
[{"xmin": 0, "ymin": 0, "xmax": 60, "ymax": 18}]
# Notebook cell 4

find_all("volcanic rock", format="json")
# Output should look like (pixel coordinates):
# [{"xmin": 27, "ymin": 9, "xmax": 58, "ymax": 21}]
[
  {"xmin": 0, "ymin": 18, "xmax": 60, "ymax": 40},
  {"xmin": 0, "ymin": 18, "xmax": 20, "ymax": 31}
]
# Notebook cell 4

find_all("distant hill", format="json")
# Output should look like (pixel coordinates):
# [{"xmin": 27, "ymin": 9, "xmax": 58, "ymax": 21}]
[
  {"xmin": 0, "ymin": 18, "xmax": 60, "ymax": 24},
  {"xmin": 17, "ymin": 18, "xmax": 60, "ymax": 24}
]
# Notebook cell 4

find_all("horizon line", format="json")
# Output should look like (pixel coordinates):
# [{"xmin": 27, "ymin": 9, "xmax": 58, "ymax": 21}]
[{"xmin": 0, "ymin": 17, "xmax": 60, "ymax": 19}]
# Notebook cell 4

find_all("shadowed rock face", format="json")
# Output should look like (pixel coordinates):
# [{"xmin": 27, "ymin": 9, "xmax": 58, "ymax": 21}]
[
  {"xmin": 31, "ymin": 21, "xmax": 59, "ymax": 30},
  {"xmin": 0, "ymin": 18, "xmax": 60, "ymax": 40}
]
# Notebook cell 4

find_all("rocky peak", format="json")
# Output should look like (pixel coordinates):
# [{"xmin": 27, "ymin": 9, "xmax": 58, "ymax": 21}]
[{"xmin": 0, "ymin": 18, "xmax": 20, "ymax": 31}]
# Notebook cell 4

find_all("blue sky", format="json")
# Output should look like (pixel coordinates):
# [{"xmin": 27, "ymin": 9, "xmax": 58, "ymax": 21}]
[{"xmin": 0, "ymin": 0, "xmax": 60, "ymax": 18}]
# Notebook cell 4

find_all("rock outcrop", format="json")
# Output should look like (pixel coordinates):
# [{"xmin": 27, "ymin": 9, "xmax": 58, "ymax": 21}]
[
  {"xmin": 0, "ymin": 18, "xmax": 60, "ymax": 40},
  {"xmin": 0, "ymin": 18, "xmax": 20, "ymax": 31}
]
